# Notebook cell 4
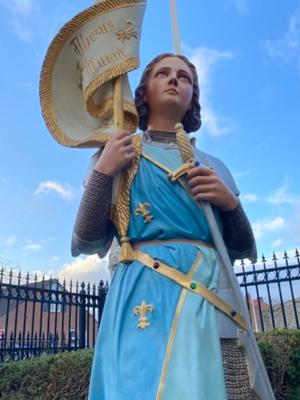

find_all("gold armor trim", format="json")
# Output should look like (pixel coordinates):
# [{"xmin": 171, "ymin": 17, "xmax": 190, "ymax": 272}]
[
  {"xmin": 156, "ymin": 252, "xmax": 202, "ymax": 399},
  {"xmin": 142, "ymin": 151, "xmax": 202, "ymax": 209},
  {"xmin": 133, "ymin": 238, "xmax": 214, "ymax": 249},
  {"xmin": 142, "ymin": 152, "xmax": 173, "ymax": 175},
  {"xmin": 121, "ymin": 246, "xmax": 247, "ymax": 331}
]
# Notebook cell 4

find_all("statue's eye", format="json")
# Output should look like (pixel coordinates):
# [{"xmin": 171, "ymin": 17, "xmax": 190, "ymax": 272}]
[
  {"xmin": 179, "ymin": 74, "xmax": 192, "ymax": 83},
  {"xmin": 156, "ymin": 71, "xmax": 168, "ymax": 77}
]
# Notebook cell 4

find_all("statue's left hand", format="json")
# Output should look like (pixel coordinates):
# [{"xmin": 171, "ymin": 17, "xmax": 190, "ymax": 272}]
[{"xmin": 187, "ymin": 166, "xmax": 239, "ymax": 211}]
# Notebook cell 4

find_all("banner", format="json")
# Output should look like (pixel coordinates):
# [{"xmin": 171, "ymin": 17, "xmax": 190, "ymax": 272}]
[{"xmin": 40, "ymin": 0, "xmax": 146, "ymax": 148}]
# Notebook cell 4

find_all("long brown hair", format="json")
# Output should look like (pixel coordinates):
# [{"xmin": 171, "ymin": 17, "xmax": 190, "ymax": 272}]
[{"xmin": 134, "ymin": 53, "xmax": 201, "ymax": 133}]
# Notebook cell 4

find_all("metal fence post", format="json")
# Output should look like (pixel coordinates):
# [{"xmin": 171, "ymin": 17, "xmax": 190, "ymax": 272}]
[
  {"xmin": 97, "ymin": 280, "xmax": 105, "ymax": 328},
  {"xmin": 0, "ymin": 249, "xmax": 299, "ymax": 362},
  {"xmin": 79, "ymin": 282, "xmax": 86, "ymax": 349}
]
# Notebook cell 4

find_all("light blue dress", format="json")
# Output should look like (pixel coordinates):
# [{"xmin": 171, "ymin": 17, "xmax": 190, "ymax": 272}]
[{"xmin": 87, "ymin": 141, "xmax": 232, "ymax": 399}]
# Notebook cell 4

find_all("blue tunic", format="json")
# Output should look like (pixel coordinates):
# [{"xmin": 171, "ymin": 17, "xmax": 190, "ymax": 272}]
[{"xmin": 88, "ymin": 142, "xmax": 228, "ymax": 399}]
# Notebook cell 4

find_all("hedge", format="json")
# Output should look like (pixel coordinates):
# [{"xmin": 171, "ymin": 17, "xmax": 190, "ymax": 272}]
[
  {"xmin": 0, "ymin": 329, "xmax": 299, "ymax": 399},
  {"xmin": 257, "ymin": 329, "xmax": 300, "ymax": 400}
]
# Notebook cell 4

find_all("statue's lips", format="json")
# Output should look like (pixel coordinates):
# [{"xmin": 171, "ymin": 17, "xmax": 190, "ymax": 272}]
[{"xmin": 164, "ymin": 88, "xmax": 179, "ymax": 94}]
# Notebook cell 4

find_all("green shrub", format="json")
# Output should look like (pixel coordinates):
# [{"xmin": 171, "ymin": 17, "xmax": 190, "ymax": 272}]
[
  {"xmin": 257, "ymin": 329, "xmax": 300, "ymax": 400},
  {"xmin": 0, "ymin": 350, "xmax": 93, "ymax": 400},
  {"xmin": 0, "ymin": 329, "xmax": 299, "ymax": 399}
]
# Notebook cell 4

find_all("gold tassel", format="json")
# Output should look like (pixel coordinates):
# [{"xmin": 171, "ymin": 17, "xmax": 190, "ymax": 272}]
[
  {"xmin": 112, "ymin": 135, "xmax": 142, "ymax": 262},
  {"xmin": 175, "ymin": 123, "xmax": 194, "ymax": 162},
  {"xmin": 119, "ymin": 236, "xmax": 134, "ymax": 262}
]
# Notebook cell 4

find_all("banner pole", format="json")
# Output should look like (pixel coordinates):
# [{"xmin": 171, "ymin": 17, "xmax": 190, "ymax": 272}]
[
  {"xmin": 113, "ymin": 76, "xmax": 124, "ymax": 131},
  {"xmin": 93, "ymin": 0, "xmax": 124, "ymax": 132},
  {"xmin": 169, "ymin": 0, "xmax": 181, "ymax": 54}
]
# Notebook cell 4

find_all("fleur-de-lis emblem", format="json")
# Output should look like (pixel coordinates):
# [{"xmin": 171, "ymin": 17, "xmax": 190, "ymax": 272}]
[
  {"xmin": 133, "ymin": 300, "xmax": 154, "ymax": 329},
  {"xmin": 134, "ymin": 202, "xmax": 154, "ymax": 223},
  {"xmin": 116, "ymin": 20, "xmax": 138, "ymax": 42}
]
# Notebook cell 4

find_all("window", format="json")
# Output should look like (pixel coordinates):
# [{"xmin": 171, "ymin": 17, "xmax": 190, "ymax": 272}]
[
  {"xmin": 69, "ymin": 330, "xmax": 78, "ymax": 348},
  {"xmin": 49, "ymin": 282, "xmax": 62, "ymax": 313}
]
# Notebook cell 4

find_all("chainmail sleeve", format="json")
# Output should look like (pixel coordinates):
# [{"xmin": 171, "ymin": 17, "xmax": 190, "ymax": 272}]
[
  {"xmin": 71, "ymin": 169, "xmax": 114, "ymax": 258},
  {"xmin": 219, "ymin": 202, "xmax": 257, "ymax": 262}
]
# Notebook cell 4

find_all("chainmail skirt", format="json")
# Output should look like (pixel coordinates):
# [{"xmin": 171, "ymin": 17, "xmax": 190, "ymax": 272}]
[{"xmin": 221, "ymin": 339, "xmax": 257, "ymax": 400}]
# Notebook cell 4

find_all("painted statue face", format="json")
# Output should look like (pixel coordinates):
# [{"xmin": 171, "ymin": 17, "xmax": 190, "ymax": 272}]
[{"xmin": 145, "ymin": 56, "xmax": 194, "ymax": 120}]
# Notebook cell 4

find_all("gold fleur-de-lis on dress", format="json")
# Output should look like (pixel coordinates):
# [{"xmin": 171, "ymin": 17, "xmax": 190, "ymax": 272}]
[
  {"xmin": 134, "ymin": 202, "xmax": 154, "ymax": 223},
  {"xmin": 133, "ymin": 300, "xmax": 154, "ymax": 329}
]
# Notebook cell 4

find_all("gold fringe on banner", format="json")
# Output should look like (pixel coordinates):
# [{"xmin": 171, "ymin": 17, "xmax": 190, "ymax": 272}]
[
  {"xmin": 39, "ymin": 0, "xmax": 146, "ymax": 148},
  {"xmin": 85, "ymin": 58, "xmax": 139, "ymax": 118}
]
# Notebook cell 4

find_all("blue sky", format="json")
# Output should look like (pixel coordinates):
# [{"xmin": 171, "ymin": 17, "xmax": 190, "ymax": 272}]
[{"xmin": 0, "ymin": 0, "xmax": 300, "ymax": 285}]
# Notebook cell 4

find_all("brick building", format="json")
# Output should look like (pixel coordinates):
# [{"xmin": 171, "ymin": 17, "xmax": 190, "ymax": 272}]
[{"xmin": 0, "ymin": 279, "xmax": 99, "ymax": 348}]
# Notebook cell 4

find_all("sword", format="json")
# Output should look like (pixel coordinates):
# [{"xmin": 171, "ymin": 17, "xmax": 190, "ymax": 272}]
[{"xmin": 201, "ymin": 200, "xmax": 275, "ymax": 400}]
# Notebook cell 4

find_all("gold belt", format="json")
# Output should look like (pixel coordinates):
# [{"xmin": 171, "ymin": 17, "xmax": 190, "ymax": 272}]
[
  {"xmin": 121, "ymin": 246, "xmax": 246, "ymax": 330},
  {"xmin": 133, "ymin": 238, "xmax": 215, "ymax": 249}
]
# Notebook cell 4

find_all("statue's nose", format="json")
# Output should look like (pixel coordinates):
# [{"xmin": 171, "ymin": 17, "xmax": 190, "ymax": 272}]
[{"xmin": 168, "ymin": 76, "xmax": 178, "ymax": 86}]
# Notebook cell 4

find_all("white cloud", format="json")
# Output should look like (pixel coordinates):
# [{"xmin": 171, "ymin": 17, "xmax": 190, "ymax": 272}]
[
  {"xmin": 233, "ymin": 169, "xmax": 251, "ymax": 180},
  {"xmin": 0, "ymin": 235, "xmax": 16, "ymax": 249},
  {"xmin": 252, "ymin": 216, "xmax": 286, "ymax": 240},
  {"xmin": 286, "ymin": 208, "xmax": 300, "ymax": 244},
  {"xmin": 281, "ymin": 247, "xmax": 300, "ymax": 264},
  {"xmin": 266, "ymin": 184, "xmax": 300, "ymax": 205},
  {"xmin": 4, "ymin": 236, "xmax": 16, "ymax": 247},
  {"xmin": 12, "ymin": 20, "xmax": 33, "ymax": 41},
  {"xmin": 0, "ymin": 1, "xmax": 83, "ymax": 43},
  {"xmin": 272, "ymin": 238, "xmax": 283, "ymax": 247},
  {"xmin": 34, "ymin": 180, "xmax": 75, "ymax": 201},
  {"xmin": 228, "ymin": 0, "xmax": 250, "ymax": 15},
  {"xmin": 58, "ymin": 254, "xmax": 110, "ymax": 286},
  {"xmin": 188, "ymin": 46, "xmax": 235, "ymax": 136},
  {"xmin": 202, "ymin": 108, "xmax": 235, "ymax": 137},
  {"xmin": 240, "ymin": 193, "xmax": 259, "ymax": 203},
  {"xmin": 13, "ymin": 0, "xmax": 35, "ymax": 15},
  {"xmin": 26, "ymin": 269, "xmax": 51, "ymax": 283},
  {"xmin": 0, "ymin": 0, "xmax": 41, "ymax": 41},
  {"xmin": 50, "ymin": 256, "xmax": 59, "ymax": 264},
  {"xmin": 263, "ymin": 4, "xmax": 300, "ymax": 72},
  {"xmin": 15, "ymin": 81, "xmax": 33, "ymax": 89},
  {"xmin": 253, "ymin": 207, "xmax": 300, "ymax": 255},
  {"xmin": 23, "ymin": 243, "xmax": 43, "ymax": 252}
]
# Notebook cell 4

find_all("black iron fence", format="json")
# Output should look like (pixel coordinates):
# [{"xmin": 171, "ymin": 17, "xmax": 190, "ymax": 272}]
[
  {"xmin": 0, "ymin": 269, "xmax": 108, "ymax": 362},
  {"xmin": 0, "ymin": 249, "xmax": 299, "ymax": 362},
  {"xmin": 235, "ymin": 250, "xmax": 300, "ymax": 332}
]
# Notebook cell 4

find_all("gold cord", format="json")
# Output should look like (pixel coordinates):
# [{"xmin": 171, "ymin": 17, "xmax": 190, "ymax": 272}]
[
  {"xmin": 112, "ymin": 135, "xmax": 142, "ymax": 261},
  {"xmin": 175, "ymin": 123, "xmax": 194, "ymax": 162}
]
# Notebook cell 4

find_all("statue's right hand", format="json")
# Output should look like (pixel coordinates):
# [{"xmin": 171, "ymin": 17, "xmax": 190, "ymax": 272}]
[{"xmin": 94, "ymin": 131, "xmax": 135, "ymax": 177}]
